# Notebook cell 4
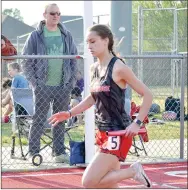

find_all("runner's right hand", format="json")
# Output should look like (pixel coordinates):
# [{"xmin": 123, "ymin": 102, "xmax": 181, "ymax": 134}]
[{"xmin": 48, "ymin": 111, "xmax": 70, "ymax": 127}]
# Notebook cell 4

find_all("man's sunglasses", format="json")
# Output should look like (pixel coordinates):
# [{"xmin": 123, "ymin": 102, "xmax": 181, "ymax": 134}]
[{"xmin": 49, "ymin": 12, "xmax": 61, "ymax": 16}]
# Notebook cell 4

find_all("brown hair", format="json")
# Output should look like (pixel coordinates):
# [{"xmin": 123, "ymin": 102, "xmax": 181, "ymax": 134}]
[
  {"xmin": 88, "ymin": 24, "xmax": 126, "ymax": 64},
  {"xmin": 88, "ymin": 24, "xmax": 117, "ymax": 57},
  {"xmin": 8, "ymin": 62, "xmax": 21, "ymax": 72}
]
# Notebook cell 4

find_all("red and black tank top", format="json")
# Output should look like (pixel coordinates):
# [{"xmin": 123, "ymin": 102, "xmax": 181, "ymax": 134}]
[{"xmin": 90, "ymin": 57, "xmax": 131, "ymax": 132}]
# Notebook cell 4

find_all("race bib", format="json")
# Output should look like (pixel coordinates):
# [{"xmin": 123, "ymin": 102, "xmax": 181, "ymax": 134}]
[{"xmin": 107, "ymin": 136, "xmax": 120, "ymax": 150}]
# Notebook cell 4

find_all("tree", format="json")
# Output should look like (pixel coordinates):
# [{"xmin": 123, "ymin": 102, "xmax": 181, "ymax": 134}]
[
  {"xmin": 132, "ymin": 1, "xmax": 187, "ymax": 53},
  {"xmin": 3, "ymin": 8, "xmax": 24, "ymax": 22}
]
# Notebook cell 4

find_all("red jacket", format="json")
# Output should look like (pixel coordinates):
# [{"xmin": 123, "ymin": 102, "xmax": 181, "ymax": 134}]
[{"xmin": 1, "ymin": 35, "xmax": 17, "ymax": 59}]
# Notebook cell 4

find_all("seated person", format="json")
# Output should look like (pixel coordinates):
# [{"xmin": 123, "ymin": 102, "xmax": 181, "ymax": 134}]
[
  {"xmin": 76, "ymin": 71, "xmax": 84, "ymax": 93},
  {"xmin": 2, "ymin": 78, "xmax": 12, "ymax": 99},
  {"xmin": 2, "ymin": 62, "xmax": 29, "ymax": 117},
  {"xmin": 2, "ymin": 78, "xmax": 12, "ymax": 123},
  {"xmin": 71, "ymin": 86, "xmax": 82, "ymax": 105}
]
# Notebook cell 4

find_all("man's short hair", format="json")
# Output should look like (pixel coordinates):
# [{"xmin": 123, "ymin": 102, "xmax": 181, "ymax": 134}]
[{"xmin": 44, "ymin": 3, "xmax": 58, "ymax": 13}]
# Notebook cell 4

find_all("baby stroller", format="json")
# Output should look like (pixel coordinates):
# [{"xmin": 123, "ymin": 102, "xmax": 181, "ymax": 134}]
[{"xmin": 10, "ymin": 88, "xmax": 77, "ymax": 166}]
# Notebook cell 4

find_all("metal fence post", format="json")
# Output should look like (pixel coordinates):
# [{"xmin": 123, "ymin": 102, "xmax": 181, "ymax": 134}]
[
  {"xmin": 171, "ymin": 8, "xmax": 177, "ymax": 97},
  {"xmin": 138, "ymin": 6, "xmax": 143, "ymax": 81},
  {"xmin": 180, "ymin": 57, "xmax": 185, "ymax": 159},
  {"xmin": 174, "ymin": 9, "xmax": 178, "ymax": 97},
  {"xmin": 173, "ymin": 8, "xmax": 178, "ymax": 54},
  {"xmin": 17, "ymin": 36, "xmax": 20, "ymax": 64}
]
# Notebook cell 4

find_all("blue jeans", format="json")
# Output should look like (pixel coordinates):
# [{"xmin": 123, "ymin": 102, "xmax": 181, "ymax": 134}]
[{"xmin": 29, "ymin": 85, "xmax": 70, "ymax": 156}]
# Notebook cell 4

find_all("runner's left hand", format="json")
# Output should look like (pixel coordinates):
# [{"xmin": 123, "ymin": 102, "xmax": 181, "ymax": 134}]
[{"xmin": 124, "ymin": 123, "xmax": 140, "ymax": 137}]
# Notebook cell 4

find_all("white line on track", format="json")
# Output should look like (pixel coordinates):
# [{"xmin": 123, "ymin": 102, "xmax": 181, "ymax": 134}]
[
  {"xmin": 2, "ymin": 172, "xmax": 83, "ymax": 178},
  {"xmin": 119, "ymin": 184, "xmax": 145, "ymax": 188},
  {"xmin": 2, "ymin": 165, "xmax": 187, "ymax": 178},
  {"xmin": 119, "ymin": 182, "xmax": 187, "ymax": 188},
  {"xmin": 144, "ymin": 165, "xmax": 187, "ymax": 170},
  {"xmin": 161, "ymin": 184, "xmax": 180, "ymax": 189},
  {"xmin": 163, "ymin": 182, "xmax": 187, "ymax": 185}
]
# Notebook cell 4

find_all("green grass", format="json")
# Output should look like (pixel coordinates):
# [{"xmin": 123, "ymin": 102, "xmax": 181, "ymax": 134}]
[
  {"xmin": 1, "ymin": 87, "xmax": 187, "ymax": 146},
  {"xmin": 2, "ymin": 119, "xmax": 187, "ymax": 146},
  {"xmin": 1, "ymin": 123, "xmax": 85, "ymax": 146},
  {"xmin": 147, "ymin": 122, "xmax": 187, "ymax": 140},
  {"xmin": 132, "ymin": 93, "xmax": 187, "ymax": 113}
]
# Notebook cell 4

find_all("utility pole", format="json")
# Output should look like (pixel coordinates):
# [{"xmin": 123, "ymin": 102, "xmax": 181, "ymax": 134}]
[{"xmin": 110, "ymin": 1, "xmax": 133, "ymax": 113}]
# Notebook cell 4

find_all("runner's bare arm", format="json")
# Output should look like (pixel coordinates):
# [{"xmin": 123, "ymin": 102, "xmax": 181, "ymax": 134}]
[
  {"xmin": 48, "ymin": 94, "xmax": 95, "ymax": 126},
  {"xmin": 70, "ymin": 94, "xmax": 95, "ymax": 117},
  {"xmin": 49, "ymin": 63, "xmax": 96, "ymax": 126},
  {"xmin": 113, "ymin": 59, "xmax": 153, "ymax": 122}
]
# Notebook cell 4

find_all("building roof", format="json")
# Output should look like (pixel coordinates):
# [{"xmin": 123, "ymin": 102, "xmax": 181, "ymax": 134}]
[
  {"xmin": 2, "ymin": 15, "xmax": 8, "ymax": 22},
  {"xmin": 62, "ymin": 16, "xmax": 84, "ymax": 45},
  {"xmin": 2, "ymin": 14, "xmax": 35, "ymax": 43}
]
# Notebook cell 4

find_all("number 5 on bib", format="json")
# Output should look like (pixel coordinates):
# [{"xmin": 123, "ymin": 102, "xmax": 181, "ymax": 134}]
[{"xmin": 107, "ymin": 136, "xmax": 120, "ymax": 150}]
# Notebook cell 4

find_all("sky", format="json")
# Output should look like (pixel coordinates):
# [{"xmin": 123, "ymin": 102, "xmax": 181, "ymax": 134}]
[{"xmin": 2, "ymin": 1, "xmax": 111, "ymax": 26}]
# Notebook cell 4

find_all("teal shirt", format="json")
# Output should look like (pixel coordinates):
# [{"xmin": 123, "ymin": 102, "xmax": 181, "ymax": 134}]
[{"xmin": 44, "ymin": 26, "xmax": 64, "ymax": 86}]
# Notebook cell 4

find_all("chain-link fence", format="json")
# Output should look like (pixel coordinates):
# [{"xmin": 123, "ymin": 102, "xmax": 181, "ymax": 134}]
[
  {"xmin": 177, "ymin": 8, "xmax": 187, "ymax": 53},
  {"xmin": 12, "ymin": 7, "xmax": 186, "ymax": 55},
  {"xmin": 2, "ymin": 55, "xmax": 85, "ymax": 171},
  {"xmin": 135, "ymin": 7, "xmax": 187, "ymax": 100},
  {"xmin": 138, "ymin": 7, "xmax": 187, "ymax": 54},
  {"xmin": 1, "ymin": 54, "xmax": 187, "ymax": 171},
  {"xmin": 126, "ymin": 55, "xmax": 187, "ymax": 162}
]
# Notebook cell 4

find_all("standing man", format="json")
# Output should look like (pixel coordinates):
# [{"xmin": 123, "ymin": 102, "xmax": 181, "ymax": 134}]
[{"xmin": 22, "ymin": 3, "xmax": 78, "ymax": 163}]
